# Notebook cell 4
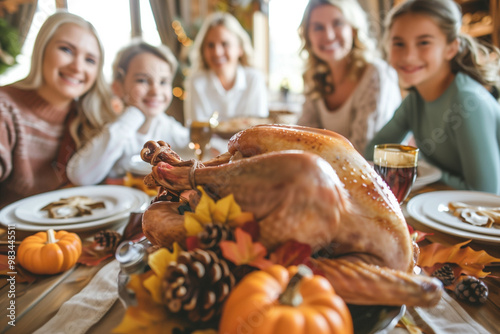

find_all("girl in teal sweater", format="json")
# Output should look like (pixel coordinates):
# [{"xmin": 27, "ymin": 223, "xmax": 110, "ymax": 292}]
[{"xmin": 365, "ymin": 0, "xmax": 500, "ymax": 194}]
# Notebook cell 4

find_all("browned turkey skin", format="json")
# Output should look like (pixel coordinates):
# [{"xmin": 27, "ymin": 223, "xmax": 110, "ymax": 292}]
[{"xmin": 140, "ymin": 124, "xmax": 443, "ymax": 307}]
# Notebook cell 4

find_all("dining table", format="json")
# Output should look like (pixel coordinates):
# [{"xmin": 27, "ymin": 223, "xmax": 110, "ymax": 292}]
[{"xmin": 0, "ymin": 180, "xmax": 499, "ymax": 334}]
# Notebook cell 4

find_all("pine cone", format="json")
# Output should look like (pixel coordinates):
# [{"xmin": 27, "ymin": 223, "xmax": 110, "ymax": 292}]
[
  {"xmin": 454, "ymin": 276, "xmax": 488, "ymax": 304},
  {"xmin": 432, "ymin": 264, "xmax": 455, "ymax": 286},
  {"xmin": 162, "ymin": 249, "xmax": 235, "ymax": 322},
  {"xmin": 94, "ymin": 230, "xmax": 122, "ymax": 251},
  {"xmin": 198, "ymin": 224, "xmax": 233, "ymax": 253}
]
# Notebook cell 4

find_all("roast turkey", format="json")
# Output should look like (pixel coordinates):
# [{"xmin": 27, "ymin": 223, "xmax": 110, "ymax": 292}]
[{"xmin": 140, "ymin": 124, "xmax": 443, "ymax": 307}]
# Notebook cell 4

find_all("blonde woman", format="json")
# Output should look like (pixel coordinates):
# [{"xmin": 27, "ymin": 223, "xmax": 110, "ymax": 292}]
[
  {"xmin": 0, "ymin": 11, "xmax": 116, "ymax": 207},
  {"xmin": 184, "ymin": 11, "xmax": 268, "ymax": 123},
  {"xmin": 297, "ymin": 0, "xmax": 401, "ymax": 153},
  {"xmin": 366, "ymin": 0, "xmax": 500, "ymax": 194}
]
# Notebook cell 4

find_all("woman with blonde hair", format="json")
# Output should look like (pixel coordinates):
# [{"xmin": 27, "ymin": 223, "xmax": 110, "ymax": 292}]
[
  {"xmin": 184, "ymin": 11, "xmax": 268, "ymax": 123},
  {"xmin": 366, "ymin": 0, "xmax": 500, "ymax": 193},
  {"xmin": 0, "ymin": 11, "xmax": 116, "ymax": 207},
  {"xmin": 297, "ymin": 0, "xmax": 401, "ymax": 153}
]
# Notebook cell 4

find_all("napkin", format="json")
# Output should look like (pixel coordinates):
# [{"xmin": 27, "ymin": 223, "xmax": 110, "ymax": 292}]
[
  {"xmin": 34, "ymin": 260, "xmax": 120, "ymax": 334},
  {"xmin": 405, "ymin": 292, "xmax": 489, "ymax": 333}
]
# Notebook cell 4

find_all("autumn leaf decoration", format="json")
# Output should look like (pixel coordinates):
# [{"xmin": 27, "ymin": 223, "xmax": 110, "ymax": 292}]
[
  {"xmin": 418, "ymin": 240, "xmax": 500, "ymax": 287},
  {"xmin": 219, "ymin": 228, "xmax": 273, "ymax": 270},
  {"xmin": 407, "ymin": 224, "xmax": 433, "ymax": 242},
  {"xmin": 269, "ymin": 240, "xmax": 312, "ymax": 267},
  {"xmin": 143, "ymin": 243, "xmax": 181, "ymax": 303},
  {"xmin": 112, "ymin": 273, "xmax": 188, "ymax": 334},
  {"xmin": 113, "ymin": 244, "xmax": 187, "ymax": 334},
  {"xmin": 184, "ymin": 187, "xmax": 254, "ymax": 235}
]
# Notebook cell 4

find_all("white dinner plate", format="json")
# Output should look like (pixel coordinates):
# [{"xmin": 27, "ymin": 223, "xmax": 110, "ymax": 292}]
[
  {"xmin": 418, "ymin": 191, "xmax": 500, "ymax": 236},
  {"xmin": 0, "ymin": 186, "xmax": 150, "ymax": 232},
  {"xmin": 14, "ymin": 185, "xmax": 136, "ymax": 225},
  {"xmin": 412, "ymin": 160, "xmax": 442, "ymax": 191},
  {"xmin": 407, "ymin": 192, "xmax": 500, "ymax": 244}
]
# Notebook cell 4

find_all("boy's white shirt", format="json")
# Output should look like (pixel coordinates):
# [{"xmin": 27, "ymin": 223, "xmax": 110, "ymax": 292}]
[{"xmin": 67, "ymin": 106, "xmax": 189, "ymax": 185}]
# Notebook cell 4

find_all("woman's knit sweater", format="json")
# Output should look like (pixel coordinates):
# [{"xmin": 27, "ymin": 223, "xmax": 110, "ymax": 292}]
[{"xmin": 0, "ymin": 86, "xmax": 75, "ymax": 208}]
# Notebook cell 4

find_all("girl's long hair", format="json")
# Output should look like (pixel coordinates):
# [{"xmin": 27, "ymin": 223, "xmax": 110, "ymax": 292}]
[
  {"xmin": 384, "ymin": 0, "xmax": 500, "ymax": 91},
  {"xmin": 299, "ymin": 0, "xmax": 378, "ymax": 99},
  {"xmin": 13, "ymin": 11, "xmax": 116, "ymax": 148}
]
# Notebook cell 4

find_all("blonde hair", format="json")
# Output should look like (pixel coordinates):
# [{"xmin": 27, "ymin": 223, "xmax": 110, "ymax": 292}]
[
  {"xmin": 299, "ymin": 0, "xmax": 378, "ymax": 98},
  {"xmin": 188, "ymin": 11, "xmax": 254, "ymax": 72},
  {"xmin": 112, "ymin": 39, "xmax": 178, "ymax": 83},
  {"xmin": 384, "ymin": 0, "xmax": 500, "ymax": 90},
  {"xmin": 13, "ymin": 11, "xmax": 116, "ymax": 148}
]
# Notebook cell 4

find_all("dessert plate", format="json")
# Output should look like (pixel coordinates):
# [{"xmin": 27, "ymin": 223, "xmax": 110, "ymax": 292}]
[
  {"xmin": 0, "ymin": 186, "xmax": 149, "ymax": 232},
  {"xmin": 418, "ymin": 191, "xmax": 500, "ymax": 236},
  {"xmin": 407, "ymin": 193, "xmax": 500, "ymax": 244},
  {"xmin": 13, "ymin": 185, "xmax": 136, "ymax": 225}
]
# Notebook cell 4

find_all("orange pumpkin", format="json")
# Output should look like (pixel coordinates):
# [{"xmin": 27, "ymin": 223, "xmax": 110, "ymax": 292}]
[
  {"xmin": 219, "ymin": 264, "xmax": 353, "ymax": 334},
  {"xmin": 17, "ymin": 229, "xmax": 82, "ymax": 275}
]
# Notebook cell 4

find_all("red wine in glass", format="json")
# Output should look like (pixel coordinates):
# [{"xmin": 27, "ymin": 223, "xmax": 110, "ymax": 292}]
[
  {"xmin": 373, "ymin": 164, "xmax": 417, "ymax": 204},
  {"xmin": 373, "ymin": 144, "xmax": 419, "ymax": 204}
]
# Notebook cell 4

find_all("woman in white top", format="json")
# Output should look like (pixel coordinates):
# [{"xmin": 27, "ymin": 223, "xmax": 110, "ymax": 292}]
[
  {"xmin": 67, "ymin": 41, "xmax": 189, "ymax": 185},
  {"xmin": 184, "ymin": 12, "xmax": 268, "ymax": 123},
  {"xmin": 297, "ymin": 0, "xmax": 401, "ymax": 153}
]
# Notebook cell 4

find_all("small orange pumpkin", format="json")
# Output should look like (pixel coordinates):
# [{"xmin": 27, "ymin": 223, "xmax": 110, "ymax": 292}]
[
  {"xmin": 17, "ymin": 229, "xmax": 82, "ymax": 275},
  {"xmin": 219, "ymin": 264, "xmax": 353, "ymax": 334}
]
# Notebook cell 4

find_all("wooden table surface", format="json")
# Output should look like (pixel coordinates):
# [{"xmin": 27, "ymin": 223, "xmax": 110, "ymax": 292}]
[{"xmin": 1, "ymin": 182, "xmax": 499, "ymax": 334}]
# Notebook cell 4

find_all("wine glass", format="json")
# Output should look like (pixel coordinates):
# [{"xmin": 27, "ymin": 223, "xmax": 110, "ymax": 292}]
[
  {"xmin": 188, "ymin": 112, "xmax": 219, "ymax": 160},
  {"xmin": 189, "ymin": 120, "xmax": 212, "ymax": 160},
  {"xmin": 373, "ymin": 144, "xmax": 419, "ymax": 204}
]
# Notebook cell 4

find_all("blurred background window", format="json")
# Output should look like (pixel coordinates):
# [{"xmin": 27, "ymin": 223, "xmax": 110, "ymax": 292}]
[
  {"xmin": 0, "ymin": 0, "xmax": 55, "ymax": 85},
  {"xmin": 268, "ymin": 0, "xmax": 308, "ymax": 95},
  {"xmin": 66, "ymin": 0, "xmax": 161, "ymax": 81},
  {"xmin": 0, "ymin": 0, "xmax": 161, "ymax": 85}
]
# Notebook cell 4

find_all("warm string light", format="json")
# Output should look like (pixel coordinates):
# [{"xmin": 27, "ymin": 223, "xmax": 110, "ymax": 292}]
[
  {"xmin": 171, "ymin": 20, "xmax": 193, "ymax": 47},
  {"xmin": 172, "ymin": 86, "xmax": 185, "ymax": 100},
  {"xmin": 171, "ymin": 20, "xmax": 193, "ymax": 100}
]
